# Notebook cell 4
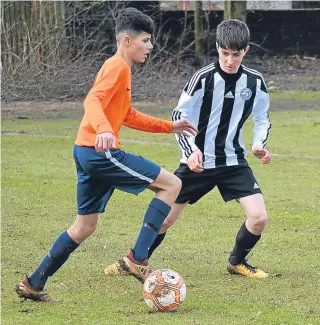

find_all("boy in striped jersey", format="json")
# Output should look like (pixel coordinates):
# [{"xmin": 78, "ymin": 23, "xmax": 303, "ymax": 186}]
[
  {"xmin": 15, "ymin": 8, "xmax": 197, "ymax": 302},
  {"xmin": 106, "ymin": 19, "xmax": 277, "ymax": 279}
]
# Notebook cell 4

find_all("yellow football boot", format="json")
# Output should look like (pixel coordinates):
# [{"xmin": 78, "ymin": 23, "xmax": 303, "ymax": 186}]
[
  {"xmin": 227, "ymin": 260, "xmax": 269, "ymax": 279},
  {"xmin": 104, "ymin": 261, "xmax": 130, "ymax": 277},
  {"xmin": 104, "ymin": 250, "xmax": 151, "ymax": 283}
]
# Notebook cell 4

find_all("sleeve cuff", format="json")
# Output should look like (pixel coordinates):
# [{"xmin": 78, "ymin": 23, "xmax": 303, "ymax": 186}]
[
  {"xmin": 97, "ymin": 122, "xmax": 114, "ymax": 134},
  {"xmin": 252, "ymin": 142, "xmax": 264, "ymax": 148},
  {"xmin": 167, "ymin": 121, "xmax": 174, "ymax": 133}
]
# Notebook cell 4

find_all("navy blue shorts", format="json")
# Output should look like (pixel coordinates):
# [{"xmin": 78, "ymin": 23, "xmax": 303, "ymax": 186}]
[{"xmin": 73, "ymin": 145, "xmax": 161, "ymax": 215}]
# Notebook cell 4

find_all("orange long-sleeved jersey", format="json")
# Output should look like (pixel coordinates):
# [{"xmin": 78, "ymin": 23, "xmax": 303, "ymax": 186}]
[{"xmin": 75, "ymin": 53, "xmax": 173, "ymax": 148}]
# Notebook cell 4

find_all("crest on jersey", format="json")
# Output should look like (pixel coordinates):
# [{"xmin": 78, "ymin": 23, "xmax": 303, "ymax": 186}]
[{"xmin": 240, "ymin": 88, "xmax": 252, "ymax": 101}]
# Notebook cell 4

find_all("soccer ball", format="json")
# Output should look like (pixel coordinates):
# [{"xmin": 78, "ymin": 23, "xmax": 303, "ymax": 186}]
[{"xmin": 143, "ymin": 269, "xmax": 186, "ymax": 312}]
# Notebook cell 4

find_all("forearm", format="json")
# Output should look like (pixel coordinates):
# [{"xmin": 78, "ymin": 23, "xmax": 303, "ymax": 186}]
[
  {"xmin": 172, "ymin": 110, "xmax": 199, "ymax": 157},
  {"xmin": 175, "ymin": 134, "xmax": 199, "ymax": 158},
  {"xmin": 253, "ymin": 120, "xmax": 271, "ymax": 148},
  {"xmin": 252, "ymin": 84, "xmax": 271, "ymax": 148},
  {"xmin": 172, "ymin": 89, "xmax": 203, "ymax": 155},
  {"xmin": 124, "ymin": 109, "xmax": 173, "ymax": 133}
]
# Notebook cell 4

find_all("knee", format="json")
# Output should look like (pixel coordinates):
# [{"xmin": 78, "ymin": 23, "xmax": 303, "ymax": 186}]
[
  {"xmin": 83, "ymin": 223, "xmax": 97, "ymax": 237},
  {"xmin": 249, "ymin": 211, "xmax": 268, "ymax": 231},
  {"xmin": 168, "ymin": 175, "xmax": 182, "ymax": 195},
  {"xmin": 175, "ymin": 176, "xmax": 182, "ymax": 193},
  {"xmin": 72, "ymin": 223, "xmax": 97, "ymax": 240}
]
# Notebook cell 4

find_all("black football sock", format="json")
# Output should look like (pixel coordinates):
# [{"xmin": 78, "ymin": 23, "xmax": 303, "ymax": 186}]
[
  {"xmin": 229, "ymin": 222, "xmax": 261, "ymax": 266},
  {"xmin": 148, "ymin": 232, "xmax": 167, "ymax": 258}
]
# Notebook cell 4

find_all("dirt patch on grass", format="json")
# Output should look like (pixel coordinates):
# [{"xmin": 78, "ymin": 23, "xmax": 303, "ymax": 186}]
[
  {"xmin": 2, "ymin": 95, "xmax": 320, "ymax": 121},
  {"xmin": 270, "ymin": 99, "xmax": 320, "ymax": 110},
  {"xmin": 2, "ymin": 101, "xmax": 84, "ymax": 120}
]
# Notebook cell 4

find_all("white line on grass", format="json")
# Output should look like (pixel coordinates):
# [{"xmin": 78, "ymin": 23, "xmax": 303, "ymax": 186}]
[{"xmin": 2, "ymin": 131, "xmax": 320, "ymax": 160}]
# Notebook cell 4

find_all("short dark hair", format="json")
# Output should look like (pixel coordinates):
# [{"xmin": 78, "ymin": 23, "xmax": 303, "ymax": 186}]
[
  {"xmin": 216, "ymin": 19, "xmax": 250, "ymax": 51},
  {"xmin": 115, "ymin": 7, "xmax": 155, "ymax": 36}
]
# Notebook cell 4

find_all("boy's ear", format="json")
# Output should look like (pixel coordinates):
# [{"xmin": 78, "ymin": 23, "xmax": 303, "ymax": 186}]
[
  {"xmin": 244, "ymin": 45, "xmax": 250, "ymax": 54},
  {"xmin": 124, "ymin": 35, "xmax": 131, "ymax": 47},
  {"xmin": 216, "ymin": 42, "xmax": 219, "ymax": 51}
]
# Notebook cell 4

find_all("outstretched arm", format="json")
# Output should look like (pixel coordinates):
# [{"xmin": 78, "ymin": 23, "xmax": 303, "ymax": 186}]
[{"xmin": 123, "ymin": 106, "xmax": 197, "ymax": 135}]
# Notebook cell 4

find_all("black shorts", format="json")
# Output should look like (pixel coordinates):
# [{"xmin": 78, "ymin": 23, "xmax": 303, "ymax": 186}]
[{"xmin": 174, "ymin": 164, "xmax": 262, "ymax": 204}]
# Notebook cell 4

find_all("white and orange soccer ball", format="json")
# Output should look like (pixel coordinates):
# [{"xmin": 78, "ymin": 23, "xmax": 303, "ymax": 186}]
[{"xmin": 143, "ymin": 269, "xmax": 186, "ymax": 312}]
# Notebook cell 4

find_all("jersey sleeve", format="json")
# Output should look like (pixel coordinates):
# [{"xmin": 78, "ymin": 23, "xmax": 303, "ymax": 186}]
[
  {"xmin": 123, "ymin": 106, "xmax": 173, "ymax": 133},
  {"xmin": 252, "ymin": 78, "xmax": 271, "ymax": 148},
  {"xmin": 172, "ymin": 78, "xmax": 204, "ymax": 158},
  {"xmin": 83, "ymin": 63, "xmax": 125, "ymax": 134}
]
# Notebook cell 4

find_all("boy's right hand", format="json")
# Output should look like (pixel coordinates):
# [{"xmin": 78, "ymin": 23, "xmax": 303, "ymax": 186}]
[
  {"xmin": 95, "ymin": 132, "xmax": 115, "ymax": 152},
  {"xmin": 187, "ymin": 150, "xmax": 204, "ymax": 173}
]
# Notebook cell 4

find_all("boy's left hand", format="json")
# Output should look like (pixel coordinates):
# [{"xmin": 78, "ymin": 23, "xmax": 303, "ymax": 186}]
[
  {"xmin": 252, "ymin": 146, "xmax": 271, "ymax": 164},
  {"xmin": 172, "ymin": 119, "xmax": 198, "ymax": 136}
]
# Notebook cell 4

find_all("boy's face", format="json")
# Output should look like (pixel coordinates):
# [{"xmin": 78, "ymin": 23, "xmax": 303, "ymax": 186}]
[
  {"xmin": 216, "ymin": 45, "xmax": 249, "ymax": 74},
  {"xmin": 126, "ymin": 32, "xmax": 153, "ymax": 63}
]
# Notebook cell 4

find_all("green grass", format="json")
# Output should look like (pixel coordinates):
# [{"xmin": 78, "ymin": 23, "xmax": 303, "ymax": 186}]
[{"xmin": 2, "ymin": 105, "xmax": 320, "ymax": 325}]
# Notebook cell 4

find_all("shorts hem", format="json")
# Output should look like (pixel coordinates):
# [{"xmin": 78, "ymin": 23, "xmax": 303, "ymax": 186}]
[
  {"xmin": 131, "ymin": 185, "xmax": 148, "ymax": 196},
  {"xmin": 77, "ymin": 209, "xmax": 105, "ymax": 215},
  {"xmin": 223, "ymin": 190, "xmax": 262, "ymax": 203},
  {"xmin": 175, "ymin": 198, "xmax": 193, "ymax": 205}
]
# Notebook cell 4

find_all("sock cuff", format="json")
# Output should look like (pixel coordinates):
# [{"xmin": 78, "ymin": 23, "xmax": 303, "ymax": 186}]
[
  {"xmin": 62, "ymin": 231, "xmax": 79, "ymax": 249},
  {"xmin": 241, "ymin": 223, "xmax": 261, "ymax": 239},
  {"xmin": 143, "ymin": 199, "xmax": 171, "ymax": 230},
  {"xmin": 49, "ymin": 231, "xmax": 79, "ymax": 258},
  {"xmin": 149, "ymin": 198, "xmax": 171, "ymax": 217},
  {"xmin": 158, "ymin": 232, "xmax": 167, "ymax": 239}
]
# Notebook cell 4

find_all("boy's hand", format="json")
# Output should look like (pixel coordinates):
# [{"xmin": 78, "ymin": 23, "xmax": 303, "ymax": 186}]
[
  {"xmin": 95, "ymin": 132, "xmax": 115, "ymax": 152},
  {"xmin": 172, "ymin": 119, "xmax": 198, "ymax": 136},
  {"xmin": 187, "ymin": 150, "xmax": 204, "ymax": 173},
  {"xmin": 252, "ymin": 146, "xmax": 271, "ymax": 164}
]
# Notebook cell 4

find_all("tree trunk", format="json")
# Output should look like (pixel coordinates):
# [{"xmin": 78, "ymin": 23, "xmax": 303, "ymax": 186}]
[
  {"xmin": 194, "ymin": 0, "xmax": 203, "ymax": 66},
  {"xmin": 224, "ymin": 0, "xmax": 247, "ymax": 22},
  {"xmin": 54, "ymin": 1, "xmax": 67, "ymax": 60}
]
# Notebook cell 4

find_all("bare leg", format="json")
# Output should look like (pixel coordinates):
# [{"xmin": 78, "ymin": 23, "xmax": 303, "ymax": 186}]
[{"xmin": 229, "ymin": 193, "xmax": 268, "ymax": 265}]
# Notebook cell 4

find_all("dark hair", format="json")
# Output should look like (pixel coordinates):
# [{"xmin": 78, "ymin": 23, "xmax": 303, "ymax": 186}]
[
  {"xmin": 115, "ymin": 7, "xmax": 154, "ymax": 36},
  {"xmin": 216, "ymin": 19, "xmax": 250, "ymax": 51}
]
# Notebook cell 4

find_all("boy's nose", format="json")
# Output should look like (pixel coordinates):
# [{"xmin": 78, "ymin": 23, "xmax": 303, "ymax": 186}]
[{"xmin": 227, "ymin": 57, "xmax": 234, "ymax": 65}]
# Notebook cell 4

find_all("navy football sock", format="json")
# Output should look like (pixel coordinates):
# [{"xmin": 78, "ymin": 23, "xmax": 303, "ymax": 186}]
[
  {"xmin": 28, "ymin": 231, "xmax": 79, "ymax": 290},
  {"xmin": 133, "ymin": 198, "xmax": 170, "ymax": 261}
]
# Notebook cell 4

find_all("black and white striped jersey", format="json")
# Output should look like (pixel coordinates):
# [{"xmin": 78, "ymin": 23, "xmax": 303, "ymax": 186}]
[{"xmin": 172, "ymin": 61, "xmax": 271, "ymax": 169}]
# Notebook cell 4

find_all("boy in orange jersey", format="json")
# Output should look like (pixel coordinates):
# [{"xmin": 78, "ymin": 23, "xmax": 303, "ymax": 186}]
[{"xmin": 15, "ymin": 8, "xmax": 197, "ymax": 302}]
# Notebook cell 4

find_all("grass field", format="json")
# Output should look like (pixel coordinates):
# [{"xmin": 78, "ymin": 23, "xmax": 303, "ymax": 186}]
[{"xmin": 2, "ymin": 94, "xmax": 320, "ymax": 325}]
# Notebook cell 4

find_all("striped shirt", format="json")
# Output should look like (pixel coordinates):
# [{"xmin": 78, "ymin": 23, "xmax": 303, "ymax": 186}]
[{"xmin": 172, "ymin": 61, "xmax": 271, "ymax": 169}]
